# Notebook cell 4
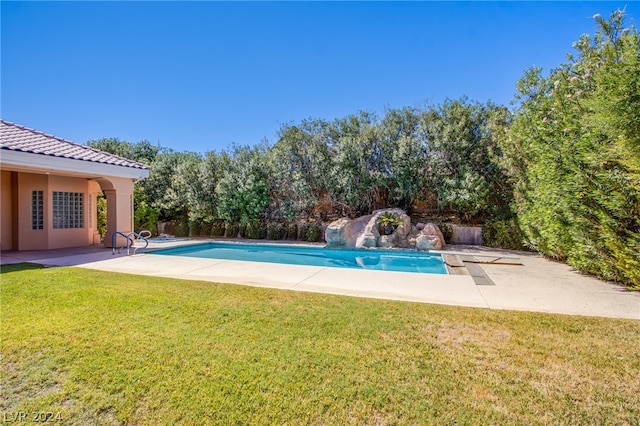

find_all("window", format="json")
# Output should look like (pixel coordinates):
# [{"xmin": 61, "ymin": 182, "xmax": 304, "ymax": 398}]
[
  {"xmin": 52, "ymin": 191, "xmax": 84, "ymax": 229},
  {"xmin": 31, "ymin": 191, "xmax": 44, "ymax": 230},
  {"xmin": 88, "ymin": 194, "xmax": 93, "ymax": 228}
]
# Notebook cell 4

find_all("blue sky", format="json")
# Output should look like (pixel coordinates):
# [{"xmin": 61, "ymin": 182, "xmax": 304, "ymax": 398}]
[{"xmin": 2, "ymin": 1, "xmax": 638, "ymax": 154}]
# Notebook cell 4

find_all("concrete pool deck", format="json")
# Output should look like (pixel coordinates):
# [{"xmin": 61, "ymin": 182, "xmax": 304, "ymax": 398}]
[{"xmin": 1, "ymin": 239, "xmax": 638, "ymax": 320}]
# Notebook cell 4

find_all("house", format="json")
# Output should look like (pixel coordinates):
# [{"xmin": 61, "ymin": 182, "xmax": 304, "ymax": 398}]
[{"xmin": 0, "ymin": 120, "xmax": 150, "ymax": 250}]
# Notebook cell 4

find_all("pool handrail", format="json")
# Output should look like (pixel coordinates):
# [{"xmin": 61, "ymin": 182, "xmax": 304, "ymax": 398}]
[{"xmin": 111, "ymin": 231, "xmax": 149, "ymax": 256}]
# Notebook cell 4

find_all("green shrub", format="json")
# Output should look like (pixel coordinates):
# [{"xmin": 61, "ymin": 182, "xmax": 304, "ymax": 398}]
[
  {"xmin": 306, "ymin": 224, "xmax": 322, "ymax": 242},
  {"xmin": 174, "ymin": 221, "xmax": 189, "ymax": 238},
  {"xmin": 439, "ymin": 223, "xmax": 453, "ymax": 244},
  {"xmin": 297, "ymin": 224, "xmax": 309, "ymax": 241},
  {"xmin": 267, "ymin": 223, "xmax": 284, "ymax": 240},
  {"xmin": 482, "ymin": 219, "xmax": 527, "ymax": 251},
  {"xmin": 190, "ymin": 221, "xmax": 208, "ymax": 236},
  {"xmin": 224, "ymin": 222, "xmax": 240, "ymax": 239},
  {"xmin": 210, "ymin": 220, "xmax": 226, "ymax": 237},
  {"xmin": 201, "ymin": 222, "xmax": 213, "ymax": 236},
  {"xmin": 243, "ymin": 220, "xmax": 265, "ymax": 239},
  {"xmin": 284, "ymin": 223, "xmax": 298, "ymax": 240},
  {"xmin": 96, "ymin": 193, "xmax": 107, "ymax": 237},
  {"xmin": 500, "ymin": 11, "xmax": 640, "ymax": 287}
]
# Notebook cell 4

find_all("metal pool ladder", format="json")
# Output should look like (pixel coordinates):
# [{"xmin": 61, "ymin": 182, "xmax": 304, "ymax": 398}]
[{"xmin": 111, "ymin": 230, "xmax": 150, "ymax": 256}]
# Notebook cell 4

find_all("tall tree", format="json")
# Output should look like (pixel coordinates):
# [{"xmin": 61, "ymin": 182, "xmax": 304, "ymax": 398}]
[
  {"xmin": 421, "ymin": 98, "xmax": 506, "ymax": 221},
  {"xmin": 502, "ymin": 10, "xmax": 640, "ymax": 287},
  {"xmin": 215, "ymin": 144, "xmax": 270, "ymax": 225},
  {"xmin": 380, "ymin": 106, "xmax": 427, "ymax": 211}
]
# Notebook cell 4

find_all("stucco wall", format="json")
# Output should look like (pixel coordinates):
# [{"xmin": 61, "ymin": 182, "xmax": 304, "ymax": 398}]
[
  {"xmin": 99, "ymin": 176, "xmax": 135, "ymax": 248},
  {"xmin": 17, "ymin": 172, "xmax": 50, "ymax": 250},
  {"xmin": 0, "ymin": 171, "xmax": 13, "ymax": 250},
  {"xmin": 47, "ymin": 175, "xmax": 96, "ymax": 250},
  {"xmin": 0, "ymin": 166, "xmax": 138, "ymax": 250},
  {"xmin": 0, "ymin": 172, "xmax": 101, "ymax": 250}
]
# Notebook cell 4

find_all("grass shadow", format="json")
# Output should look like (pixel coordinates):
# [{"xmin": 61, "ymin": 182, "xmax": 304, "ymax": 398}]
[{"xmin": 0, "ymin": 263, "xmax": 47, "ymax": 274}]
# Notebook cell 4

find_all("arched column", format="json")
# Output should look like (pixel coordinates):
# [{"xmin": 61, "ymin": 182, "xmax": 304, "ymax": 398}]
[{"xmin": 95, "ymin": 177, "xmax": 135, "ymax": 248}]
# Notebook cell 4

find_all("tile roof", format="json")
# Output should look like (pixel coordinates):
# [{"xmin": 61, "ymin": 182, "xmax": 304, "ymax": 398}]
[{"xmin": 0, "ymin": 120, "xmax": 150, "ymax": 170}]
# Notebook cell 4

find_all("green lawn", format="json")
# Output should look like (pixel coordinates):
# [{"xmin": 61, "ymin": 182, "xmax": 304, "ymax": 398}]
[{"xmin": 1, "ymin": 263, "xmax": 639, "ymax": 425}]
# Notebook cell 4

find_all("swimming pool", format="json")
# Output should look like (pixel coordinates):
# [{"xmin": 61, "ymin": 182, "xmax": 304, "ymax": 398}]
[
  {"xmin": 152, "ymin": 242, "xmax": 448, "ymax": 275},
  {"xmin": 149, "ymin": 237, "xmax": 191, "ymax": 243}
]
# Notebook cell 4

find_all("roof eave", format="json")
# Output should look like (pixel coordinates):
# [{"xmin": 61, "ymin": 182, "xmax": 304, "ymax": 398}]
[{"xmin": 0, "ymin": 149, "xmax": 150, "ymax": 181}]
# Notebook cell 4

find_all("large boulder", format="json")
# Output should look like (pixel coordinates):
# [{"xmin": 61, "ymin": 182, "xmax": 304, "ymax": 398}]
[
  {"xmin": 325, "ymin": 214, "xmax": 375, "ymax": 247},
  {"xmin": 325, "ymin": 208, "xmax": 410, "ymax": 249},
  {"xmin": 415, "ymin": 223, "xmax": 445, "ymax": 251},
  {"xmin": 377, "ymin": 234, "xmax": 398, "ymax": 248},
  {"xmin": 324, "ymin": 218, "xmax": 352, "ymax": 247},
  {"xmin": 356, "ymin": 232, "xmax": 378, "ymax": 248}
]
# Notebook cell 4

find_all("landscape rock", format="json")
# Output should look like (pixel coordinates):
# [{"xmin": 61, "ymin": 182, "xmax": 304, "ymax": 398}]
[
  {"xmin": 324, "ymin": 218, "xmax": 351, "ymax": 247},
  {"xmin": 325, "ymin": 208, "xmax": 411, "ymax": 249},
  {"xmin": 415, "ymin": 223, "xmax": 445, "ymax": 251},
  {"xmin": 377, "ymin": 234, "xmax": 397, "ymax": 248},
  {"xmin": 395, "ymin": 214, "xmax": 412, "ymax": 239},
  {"xmin": 356, "ymin": 232, "xmax": 378, "ymax": 248}
]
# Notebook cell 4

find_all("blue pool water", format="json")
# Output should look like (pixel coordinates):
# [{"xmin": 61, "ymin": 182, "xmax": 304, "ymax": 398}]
[
  {"xmin": 152, "ymin": 242, "xmax": 447, "ymax": 275},
  {"xmin": 149, "ymin": 237, "xmax": 190, "ymax": 243}
]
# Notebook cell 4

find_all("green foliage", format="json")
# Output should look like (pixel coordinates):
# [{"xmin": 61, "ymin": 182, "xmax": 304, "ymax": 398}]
[
  {"xmin": 482, "ymin": 219, "xmax": 527, "ymax": 251},
  {"xmin": 377, "ymin": 212, "xmax": 402, "ymax": 227},
  {"xmin": 381, "ymin": 107, "xmax": 427, "ymax": 210},
  {"xmin": 190, "ymin": 221, "xmax": 214, "ymax": 237},
  {"xmin": 267, "ymin": 223, "xmax": 285, "ymax": 240},
  {"xmin": 133, "ymin": 185, "xmax": 158, "ymax": 235},
  {"xmin": 87, "ymin": 138, "xmax": 159, "ymax": 166},
  {"xmin": 88, "ymin": 138, "xmax": 161, "ymax": 233},
  {"xmin": 422, "ymin": 99, "xmax": 510, "ymax": 222},
  {"xmin": 267, "ymin": 120, "xmax": 332, "ymax": 220},
  {"xmin": 90, "ymin": 101, "xmax": 512, "ymax": 231},
  {"xmin": 243, "ymin": 220, "xmax": 266, "ymax": 240},
  {"xmin": 284, "ymin": 223, "xmax": 299, "ymax": 240},
  {"xmin": 439, "ymin": 223, "xmax": 453, "ymax": 244},
  {"xmin": 96, "ymin": 193, "xmax": 107, "ymax": 237},
  {"xmin": 305, "ymin": 224, "xmax": 322, "ymax": 242},
  {"xmin": 502, "ymin": 10, "xmax": 640, "ymax": 287},
  {"xmin": 329, "ymin": 111, "xmax": 390, "ymax": 215},
  {"xmin": 224, "ymin": 222, "xmax": 240, "ymax": 239},
  {"xmin": 297, "ymin": 223, "xmax": 309, "ymax": 241},
  {"xmin": 167, "ymin": 222, "xmax": 183, "ymax": 237},
  {"xmin": 216, "ymin": 144, "xmax": 269, "ymax": 225},
  {"xmin": 161, "ymin": 151, "xmax": 208, "ymax": 223},
  {"xmin": 210, "ymin": 220, "xmax": 226, "ymax": 237}
]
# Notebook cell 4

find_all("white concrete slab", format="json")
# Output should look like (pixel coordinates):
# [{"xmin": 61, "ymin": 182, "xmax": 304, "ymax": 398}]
[
  {"xmin": 477, "ymin": 256, "xmax": 640, "ymax": 319},
  {"xmin": 3, "ymin": 241, "xmax": 639, "ymax": 319},
  {"xmin": 293, "ymin": 267, "xmax": 486, "ymax": 307},
  {"xmin": 176, "ymin": 260, "xmax": 323, "ymax": 289}
]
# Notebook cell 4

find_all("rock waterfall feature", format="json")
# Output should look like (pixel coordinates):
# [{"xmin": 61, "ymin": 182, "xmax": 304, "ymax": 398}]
[{"xmin": 325, "ymin": 209, "xmax": 445, "ymax": 250}]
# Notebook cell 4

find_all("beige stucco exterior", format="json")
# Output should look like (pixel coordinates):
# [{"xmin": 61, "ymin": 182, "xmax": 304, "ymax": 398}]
[
  {"xmin": 1, "ymin": 121, "xmax": 149, "ymax": 251},
  {"xmin": 0, "ymin": 169, "xmax": 137, "ymax": 251}
]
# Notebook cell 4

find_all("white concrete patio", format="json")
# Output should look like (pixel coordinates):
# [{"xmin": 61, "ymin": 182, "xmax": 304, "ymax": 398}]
[{"xmin": 1, "ymin": 240, "xmax": 638, "ymax": 319}]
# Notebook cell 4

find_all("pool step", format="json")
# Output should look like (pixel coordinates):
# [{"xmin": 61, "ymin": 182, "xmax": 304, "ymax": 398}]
[
  {"xmin": 442, "ymin": 254, "xmax": 468, "ymax": 275},
  {"xmin": 442, "ymin": 254, "xmax": 496, "ymax": 285},
  {"xmin": 464, "ymin": 263, "xmax": 495, "ymax": 286}
]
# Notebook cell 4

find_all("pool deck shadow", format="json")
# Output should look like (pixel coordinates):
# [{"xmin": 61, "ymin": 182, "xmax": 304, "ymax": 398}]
[{"xmin": 1, "ymin": 240, "xmax": 638, "ymax": 319}]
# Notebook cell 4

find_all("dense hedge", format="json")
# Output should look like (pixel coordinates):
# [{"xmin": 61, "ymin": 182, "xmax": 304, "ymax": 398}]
[
  {"xmin": 501, "ymin": 11, "xmax": 640, "ymax": 288},
  {"xmin": 90, "ymin": 10, "xmax": 639, "ymax": 289}
]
